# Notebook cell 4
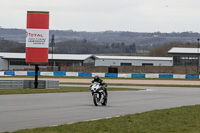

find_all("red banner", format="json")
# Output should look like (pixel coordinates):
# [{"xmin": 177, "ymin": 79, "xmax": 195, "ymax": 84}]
[{"xmin": 26, "ymin": 11, "xmax": 49, "ymax": 63}]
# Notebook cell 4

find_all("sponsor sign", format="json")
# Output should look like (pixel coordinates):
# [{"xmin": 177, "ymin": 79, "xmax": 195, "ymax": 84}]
[
  {"xmin": 26, "ymin": 29, "xmax": 49, "ymax": 48},
  {"xmin": 26, "ymin": 11, "xmax": 49, "ymax": 63}
]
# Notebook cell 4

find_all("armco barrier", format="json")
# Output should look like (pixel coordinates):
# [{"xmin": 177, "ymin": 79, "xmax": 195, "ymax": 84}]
[
  {"xmin": 40, "ymin": 72, "xmax": 53, "ymax": 76},
  {"xmin": 28, "ymin": 72, "xmax": 41, "ymax": 76},
  {"xmin": 92, "ymin": 73, "xmax": 105, "ymax": 77},
  {"xmin": 23, "ymin": 80, "xmax": 59, "ymax": 89},
  {"xmin": 118, "ymin": 74, "xmax": 131, "ymax": 78},
  {"xmin": 66, "ymin": 72, "xmax": 78, "ymax": 77},
  {"xmin": 0, "ymin": 80, "xmax": 23, "ymax": 88},
  {"xmin": 54, "ymin": 72, "xmax": 66, "ymax": 76},
  {"xmin": 15, "ymin": 71, "xmax": 27, "ymax": 76},
  {"xmin": 0, "ymin": 80, "xmax": 59, "ymax": 89},
  {"xmin": 105, "ymin": 73, "xmax": 118, "ymax": 78},
  {"xmin": 145, "ymin": 74, "xmax": 159, "ymax": 78},
  {"xmin": 0, "ymin": 71, "xmax": 4, "ymax": 76},
  {"xmin": 159, "ymin": 74, "xmax": 173, "ymax": 79},
  {"xmin": 78, "ymin": 72, "xmax": 92, "ymax": 77},
  {"xmin": 1, "ymin": 71, "xmax": 200, "ymax": 79},
  {"xmin": 173, "ymin": 74, "xmax": 185, "ymax": 79},
  {"xmin": 5, "ymin": 71, "xmax": 15, "ymax": 76},
  {"xmin": 132, "ymin": 74, "xmax": 145, "ymax": 78},
  {"xmin": 186, "ymin": 75, "xmax": 199, "ymax": 79}
]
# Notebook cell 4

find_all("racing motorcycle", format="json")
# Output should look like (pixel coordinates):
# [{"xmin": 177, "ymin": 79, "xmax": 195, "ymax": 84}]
[{"xmin": 90, "ymin": 82, "xmax": 107, "ymax": 106}]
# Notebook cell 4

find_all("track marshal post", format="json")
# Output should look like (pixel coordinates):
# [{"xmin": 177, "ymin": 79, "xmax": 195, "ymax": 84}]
[{"xmin": 25, "ymin": 11, "xmax": 49, "ymax": 88}]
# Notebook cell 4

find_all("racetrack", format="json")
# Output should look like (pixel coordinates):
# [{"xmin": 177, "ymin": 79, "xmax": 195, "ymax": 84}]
[{"xmin": 1, "ymin": 85, "xmax": 200, "ymax": 132}]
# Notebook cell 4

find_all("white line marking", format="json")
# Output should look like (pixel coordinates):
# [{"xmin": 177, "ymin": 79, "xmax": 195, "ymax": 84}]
[
  {"xmin": 66, "ymin": 115, "xmax": 122, "ymax": 125},
  {"xmin": 51, "ymin": 125, "xmax": 58, "ymax": 127}
]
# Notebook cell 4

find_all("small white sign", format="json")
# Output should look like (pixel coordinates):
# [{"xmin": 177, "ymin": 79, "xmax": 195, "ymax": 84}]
[
  {"xmin": 15, "ymin": 71, "xmax": 28, "ymax": 76},
  {"xmin": 40, "ymin": 72, "xmax": 54, "ymax": 76},
  {"xmin": 26, "ymin": 29, "xmax": 49, "ymax": 48}
]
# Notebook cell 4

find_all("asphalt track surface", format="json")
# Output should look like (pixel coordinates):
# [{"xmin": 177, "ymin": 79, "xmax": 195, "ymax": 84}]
[
  {"xmin": 1, "ymin": 85, "xmax": 200, "ymax": 132},
  {"xmin": 1, "ymin": 77, "xmax": 200, "ymax": 85}
]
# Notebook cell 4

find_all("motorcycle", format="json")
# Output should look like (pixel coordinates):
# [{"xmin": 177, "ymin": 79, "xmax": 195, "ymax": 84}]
[{"xmin": 90, "ymin": 82, "xmax": 107, "ymax": 106}]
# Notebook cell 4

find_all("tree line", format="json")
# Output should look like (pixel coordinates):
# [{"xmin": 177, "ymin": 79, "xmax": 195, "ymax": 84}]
[
  {"xmin": 0, "ymin": 39, "xmax": 137, "ymax": 54},
  {"xmin": 52, "ymin": 40, "xmax": 136, "ymax": 54},
  {"xmin": 1, "ymin": 28, "xmax": 200, "ymax": 50},
  {"xmin": 0, "ymin": 38, "xmax": 198, "ymax": 57}
]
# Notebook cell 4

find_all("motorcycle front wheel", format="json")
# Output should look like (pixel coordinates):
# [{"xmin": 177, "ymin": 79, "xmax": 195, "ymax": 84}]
[{"xmin": 93, "ymin": 94, "xmax": 100, "ymax": 106}]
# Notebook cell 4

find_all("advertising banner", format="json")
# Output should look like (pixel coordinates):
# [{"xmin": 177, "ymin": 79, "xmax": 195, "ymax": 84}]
[{"xmin": 26, "ymin": 11, "xmax": 49, "ymax": 63}]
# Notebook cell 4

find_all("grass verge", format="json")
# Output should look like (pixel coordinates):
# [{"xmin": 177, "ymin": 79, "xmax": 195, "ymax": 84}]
[
  {"xmin": 0, "ymin": 86, "xmax": 142, "ymax": 95},
  {"xmin": 60, "ymin": 82, "xmax": 200, "ymax": 88},
  {"xmin": 10, "ymin": 105, "xmax": 200, "ymax": 133}
]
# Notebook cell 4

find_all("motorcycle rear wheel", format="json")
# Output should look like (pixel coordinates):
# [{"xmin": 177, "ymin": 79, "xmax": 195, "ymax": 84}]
[{"xmin": 101, "ymin": 97, "xmax": 107, "ymax": 106}]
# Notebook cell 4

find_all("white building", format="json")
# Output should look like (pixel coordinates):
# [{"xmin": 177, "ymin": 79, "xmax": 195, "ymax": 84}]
[
  {"xmin": 0, "ymin": 52, "xmax": 95, "ymax": 70},
  {"xmin": 168, "ymin": 47, "xmax": 200, "ymax": 66},
  {"xmin": 95, "ymin": 56, "xmax": 173, "ymax": 66},
  {"xmin": 0, "ymin": 52, "xmax": 173, "ymax": 70}
]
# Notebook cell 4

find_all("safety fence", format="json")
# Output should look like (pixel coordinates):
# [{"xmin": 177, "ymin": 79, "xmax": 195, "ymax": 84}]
[
  {"xmin": 0, "ymin": 71, "xmax": 200, "ymax": 79},
  {"xmin": 0, "ymin": 80, "xmax": 59, "ymax": 89}
]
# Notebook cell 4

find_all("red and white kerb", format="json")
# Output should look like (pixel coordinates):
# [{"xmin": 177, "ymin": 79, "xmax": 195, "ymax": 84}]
[{"xmin": 26, "ymin": 11, "xmax": 49, "ymax": 63}]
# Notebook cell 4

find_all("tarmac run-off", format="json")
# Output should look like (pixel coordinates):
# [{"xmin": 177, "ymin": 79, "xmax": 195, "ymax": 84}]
[{"xmin": 0, "ymin": 77, "xmax": 200, "ymax": 85}]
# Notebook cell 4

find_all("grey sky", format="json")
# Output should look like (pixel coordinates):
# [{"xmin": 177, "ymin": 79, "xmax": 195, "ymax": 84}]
[{"xmin": 1, "ymin": 0, "xmax": 200, "ymax": 32}]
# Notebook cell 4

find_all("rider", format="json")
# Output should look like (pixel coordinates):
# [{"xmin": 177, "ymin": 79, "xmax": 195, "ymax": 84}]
[{"xmin": 91, "ymin": 75, "xmax": 108, "ymax": 98}]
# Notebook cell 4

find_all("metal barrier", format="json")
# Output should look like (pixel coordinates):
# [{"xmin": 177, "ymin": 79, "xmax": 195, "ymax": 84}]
[
  {"xmin": 0, "ymin": 80, "xmax": 24, "ymax": 89},
  {"xmin": 0, "ymin": 80, "xmax": 59, "ymax": 89},
  {"xmin": 1, "ymin": 71, "xmax": 200, "ymax": 79}
]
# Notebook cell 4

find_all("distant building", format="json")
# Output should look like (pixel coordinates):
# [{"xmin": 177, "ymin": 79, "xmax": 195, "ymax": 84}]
[
  {"xmin": 0, "ymin": 52, "xmax": 95, "ymax": 70},
  {"xmin": 95, "ymin": 56, "xmax": 172, "ymax": 66},
  {"xmin": 0, "ymin": 52, "xmax": 173, "ymax": 70},
  {"xmin": 168, "ymin": 47, "xmax": 200, "ymax": 66}
]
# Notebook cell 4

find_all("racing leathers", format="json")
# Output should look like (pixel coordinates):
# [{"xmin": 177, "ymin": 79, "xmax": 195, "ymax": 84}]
[{"xmin": 91, "ymin": 78, "xmax": 108, "ymax": 98}]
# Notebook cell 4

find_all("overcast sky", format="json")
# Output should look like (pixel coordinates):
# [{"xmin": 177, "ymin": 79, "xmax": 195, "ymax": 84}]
[{"xmin": 1, "ymin": 0, "xmax": 200, "ymax": 32}]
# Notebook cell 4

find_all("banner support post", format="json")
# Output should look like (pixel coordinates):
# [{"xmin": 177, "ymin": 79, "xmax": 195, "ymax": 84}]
[
  {"xmin": 34, "ymin": 64, "xmax": 39, "ymax": 88},
  {"xmin": 25, "ymin": 11, "xmax": 49, "ymax": 89}
]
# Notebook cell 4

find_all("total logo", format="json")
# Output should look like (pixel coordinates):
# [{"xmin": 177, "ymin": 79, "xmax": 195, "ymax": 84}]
[
  {"xmin": 26, "ymin": 29, "xmax": 49, "ymax": 47},
  {"xmin": 26, "ymin": 32, "xmax": 44, "ymax": 37}
]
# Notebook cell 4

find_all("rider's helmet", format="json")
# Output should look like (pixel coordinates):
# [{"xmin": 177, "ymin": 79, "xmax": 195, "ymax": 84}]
[{"xmin": 94, "ymin": 75, "xmax": 100, "ymax": 81}]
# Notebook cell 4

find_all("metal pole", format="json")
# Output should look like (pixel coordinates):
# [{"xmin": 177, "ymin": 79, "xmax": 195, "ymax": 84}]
[
  {"xmin": 34, "ymin": 64, "xmax": 39, "ymax": 88},
  {"xmin": 52, "ymin": 44, "xmax": 53, "ymax": 71},
  {"xmin": 51, "ymin": 34, "xmax": 55, "ymax": 71},
  {"xmin": 197, "ymin": 39, "xmax": 200, "ymax": 74}
]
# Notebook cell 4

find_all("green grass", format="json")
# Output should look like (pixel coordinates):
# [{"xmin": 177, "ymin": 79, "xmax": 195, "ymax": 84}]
[
  {"xmin": 10, "ymin": 105, "xmax": 200, "ymax": 133},
  {"xmin": 60, "ymin": 82, "xmax": 200, "ymax": 88},
  {"xmin": 108, "ymin": 83, "xmax": 200, "ymax": 88},
  {"xmin": 0, "ymin": 86, "xmax": 142, "ymax": 95}
]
